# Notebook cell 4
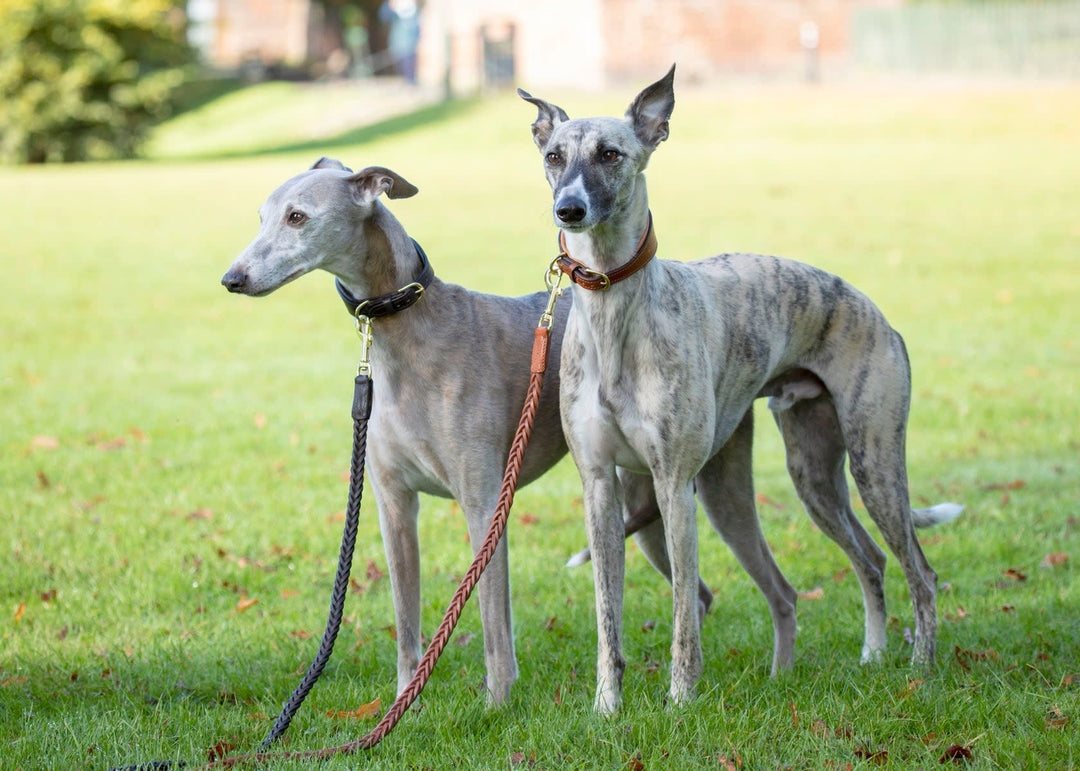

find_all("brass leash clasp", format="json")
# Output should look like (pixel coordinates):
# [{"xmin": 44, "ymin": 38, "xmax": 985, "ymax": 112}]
[
  {"xmin": 538, "ymin": 257, "xmax": 565, "ymax": 330},
  {"xmin": 354, "ymin": 311, "xmax": 374, "ymax": 377}
]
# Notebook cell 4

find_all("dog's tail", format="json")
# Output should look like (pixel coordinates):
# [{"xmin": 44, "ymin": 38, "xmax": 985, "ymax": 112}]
[
  {"xmin": 565, "ymin": 502, "xmax": 963, "ymax": 567},
  {"xmin": 566, "ymin": 548, "xmax": 591, "ymax": 568},
  {"xmin": 911, "ymin": 501, "xmax": 964, "ymax": 528}
]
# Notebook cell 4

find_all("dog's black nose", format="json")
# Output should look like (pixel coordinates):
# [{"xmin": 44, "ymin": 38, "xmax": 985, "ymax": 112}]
[
  {"xmin": 556, "ymin": 201, "xmax": 586, "ymax": 224},
  {"xmin": 221, "ymin": 269, "xmax": 247, "ymax": 293}
]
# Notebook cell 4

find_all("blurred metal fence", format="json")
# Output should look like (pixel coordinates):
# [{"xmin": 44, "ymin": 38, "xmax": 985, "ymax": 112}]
[{"xmin": 852, "ymin": 1, "xmax": 1080, "ymax": 78}]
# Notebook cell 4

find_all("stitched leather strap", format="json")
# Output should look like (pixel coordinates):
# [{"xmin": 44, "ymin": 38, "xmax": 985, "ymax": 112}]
[
  {"xmin": 555, "ymin": 212, "xmax": 657, "ymax": 291},
  {"xmin": 335, "ymin": 240, "xmax": 434, "ymax": 318}
]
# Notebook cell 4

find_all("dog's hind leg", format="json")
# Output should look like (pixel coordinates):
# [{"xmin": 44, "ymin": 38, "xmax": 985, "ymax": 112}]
[
  {"xmin": 619, "ymin": 470, "xmax": 714, "ymax": 620},
  {"xmin": 695, "ymin": 410, "xmax": 798, "ymax": 675},
  {"xmin": 773, "ymin": 395, "xmax": 889, "ymax": 663},
  {"xmin": 836, "ymin": 349, "xmax": 939, "ymax": 667}
]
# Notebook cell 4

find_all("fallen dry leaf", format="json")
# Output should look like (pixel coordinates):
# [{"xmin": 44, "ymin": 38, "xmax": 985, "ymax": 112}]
[
  {"xmin": 982, "ymin": 479, "xmax": 1025, "ymax": 491},
  {"xmin": 327, "ymin": 698, "xmax": 381, "ymax": 720},
  {"xmin": 799, "ymin": 587, "xmax": 825, "ymax": 601},
  {"xmin": 187, "ymin": 508, "xmax": 213, "ymax": 520},
  {"xmin": 31, "ymin": 435, "xmax": 59, "ymax": 450},
  {"xmin": 855, "ymin": 746, "xmax": 888, "ymax": 765},
  {"xmin": 625, "ymin": 752, "xmax": 645, "ymax": 771},
  {"xmin": 939, "ymin": 744, "xmax": 973, "ymax": 763},
  {"xmin": 235, "ymin": 597, "xmax": 259, "ymax": 613},
  {"xmin": 945, "ymin": 605, "xmax": 968, "ymax": 622},
  {"xmin": 716, "ymin": 751, "xmax": 742, "ymax": 770},
  {"xmin": 253, "ymin": 412, "xmax": 267, "ymax": 429},
  {"xmin": 207, "ymin": 741, "xmax": 237, "ymax": 762},
  {"xmin": 954, "ymin": 646, "xmax": 998, "ymax": 671},
  {"xmin": 365, "ymin": 559, "xmax": 385, "ymax": 581},
  {"xmin": 755, "ymin": 492, "xmax": 784, "ymax": 510},
  {"xmin": 519, "ymin": 512, "xmax": 540, "ymax": 526},
  {"xmin": 1046, "ymin": 705, "xmax": 1070, "ymax": 729},
  {"xmin": 1040, "ymin": 552, "xmax": 1069, "ymax": 568},
  {"xmin": 13, "ymin": 602, "xmax": 26, "ymax": 623},
  {"xmin": 1002, "ymin": 568, "xmax": 1027, "ymax": 582}
]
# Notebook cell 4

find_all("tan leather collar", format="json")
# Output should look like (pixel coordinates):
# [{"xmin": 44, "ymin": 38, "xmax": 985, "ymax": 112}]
[{"xmin": 555, "ymin": 213, "xmax": 657, "ymax": 291}]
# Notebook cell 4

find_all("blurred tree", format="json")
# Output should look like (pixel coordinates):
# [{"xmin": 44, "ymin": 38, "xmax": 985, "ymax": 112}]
[{"xmin": 0, "ymin": 0, "xmax": 193, "ymax": 163}]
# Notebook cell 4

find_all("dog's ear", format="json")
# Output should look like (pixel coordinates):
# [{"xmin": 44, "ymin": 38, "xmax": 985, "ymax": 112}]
[
  {"xmin": 625, "ymin": 64, "xmax": 675, "ymax": 149},
  {"xmin": 311, "ymin": 157, "xmax": 352, "ymax": 172},
  {"xmin": 347, "ymin": 166, "xmax": 419, "ymax": 204},
  {"xmin": 517, "ymin": 88, "xmax": 570, "ymax": 149}
]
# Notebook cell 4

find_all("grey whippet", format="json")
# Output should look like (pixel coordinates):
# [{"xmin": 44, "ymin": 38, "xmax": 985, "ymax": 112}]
[
  {"xmin": 222, "ymin": 158, "xmax": 727, "ymax": 705},
  {"xmin": 520, "ymin": 67, "xmax": 960, "ymax": 713}
]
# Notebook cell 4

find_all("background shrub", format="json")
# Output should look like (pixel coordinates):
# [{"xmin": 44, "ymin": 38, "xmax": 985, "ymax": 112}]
[{"xmin": 0, "ymin": 0, "xmax": 193, "ymax": 163}]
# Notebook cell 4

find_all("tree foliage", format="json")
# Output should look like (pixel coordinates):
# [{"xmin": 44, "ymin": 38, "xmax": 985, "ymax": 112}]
[{"xmin": 0, "ymin": 0, "xmax": 193, "ymax": 163}]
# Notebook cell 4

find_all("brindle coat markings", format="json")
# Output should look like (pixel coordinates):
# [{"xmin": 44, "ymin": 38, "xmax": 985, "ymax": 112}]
[{"xmin": 520, "ymin": 66, "xmax": 960, "ymax": 713}]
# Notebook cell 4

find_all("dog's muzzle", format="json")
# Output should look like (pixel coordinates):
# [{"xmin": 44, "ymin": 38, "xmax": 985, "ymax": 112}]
[{"xmin": 221, "ymin": 268, "xmax": 248, "ymax": 293}]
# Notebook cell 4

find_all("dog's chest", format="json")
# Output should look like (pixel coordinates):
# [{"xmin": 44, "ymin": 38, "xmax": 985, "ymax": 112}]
[{"xmin": 560, "ymin": 313, "xmax": 685, "ymax": 472}]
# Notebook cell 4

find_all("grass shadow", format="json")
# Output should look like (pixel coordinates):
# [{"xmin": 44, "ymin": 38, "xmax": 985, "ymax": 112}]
[
  {"xmin": 187, "ymin": 96, "xmax": 479, "ymax": 162},
  {"xmin": 170, "ymin": 76, "xmax": 247, "ymax": 115}
]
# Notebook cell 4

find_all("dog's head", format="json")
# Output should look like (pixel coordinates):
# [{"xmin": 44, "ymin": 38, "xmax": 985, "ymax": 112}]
[
  {"xmin": 221, "ymin": 157, "xmax": 418, "ymax": 296},
  {"xmin": 518, "ymin": 65, "xmax": 674, "ymax": 232}
]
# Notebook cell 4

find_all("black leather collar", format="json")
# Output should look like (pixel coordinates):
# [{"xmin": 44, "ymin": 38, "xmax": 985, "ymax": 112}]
[{"xmin": 335, "ymin": 240, "xmax": 434, "ymax": 318}]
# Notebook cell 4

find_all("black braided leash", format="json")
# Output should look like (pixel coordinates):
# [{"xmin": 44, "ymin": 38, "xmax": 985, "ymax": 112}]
[
  {"xmin": 259, "ymin": 372, "xmax": 371, "ymax": 748},
  {"xmin": 110, "ymin": 246, "xmax": 431, "ymax": 771},
  {"xmin": 109, "ymin": 378, "xmax": 370, "ymax": 771}
]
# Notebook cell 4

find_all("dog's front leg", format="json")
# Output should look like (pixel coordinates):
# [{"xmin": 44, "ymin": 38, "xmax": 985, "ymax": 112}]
[
  {"xmin": 658, "ymin": 480, "xmax": 703, "ymax": 705},
  {"xmin": 372, "ymin": 482, "xmax": 423, "ymax": 698},
  {"xmin": 460, "ymin": 492, "xmax": 518, "ymax": 706},
  {"xmin": 582, "ymin": 464, "xmax": 627, "ymax": 714}
]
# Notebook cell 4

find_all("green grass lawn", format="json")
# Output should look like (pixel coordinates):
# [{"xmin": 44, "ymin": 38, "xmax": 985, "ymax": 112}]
[{"xmin": 2, "ymin": 80, "xmax": 1078, "ymax": 769}]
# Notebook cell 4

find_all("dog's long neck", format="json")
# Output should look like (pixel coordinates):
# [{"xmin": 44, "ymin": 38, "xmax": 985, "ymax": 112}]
[
  {"xmin": 332, "ymin": 201, "xmax": 426, "ymax": 299},
  {"xmin": 561, "ymin": 174, "xmax": 652, "ymax": 277},
  {"xmin": 330, "ymin": 202, "xmax": 444, "ymax": 386}
]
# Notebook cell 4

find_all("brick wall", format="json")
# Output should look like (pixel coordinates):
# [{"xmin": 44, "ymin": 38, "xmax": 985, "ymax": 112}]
[
  {"xmin": 209, "ymin": 0, "xmax": 313, "ymax": 68},
  {"xmin": 601, "ymin": 0, "xmax": 899, "ymax": 81}
]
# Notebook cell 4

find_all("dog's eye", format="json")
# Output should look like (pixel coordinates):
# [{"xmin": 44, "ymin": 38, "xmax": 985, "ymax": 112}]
[
  {"xmin": 545, "ymin": 152, "xmax": 562, "ymax": 166},
  {"xmin": 286, "ymin": 211, "xmax": 308, "ymax": 226},
  {"xmin": 600, "ymin": 149, "xmax": 620, "ymax": 164}
]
